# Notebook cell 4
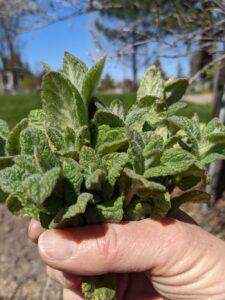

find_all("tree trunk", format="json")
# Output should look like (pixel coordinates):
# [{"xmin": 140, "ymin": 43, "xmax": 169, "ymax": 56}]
[
  {"xmin": 131, "ymin": 44, "xmax": 138, "ymax": 86},
  {"xmin": 206, "ymin": 60, "xmax": 225, "ymax": 206}
]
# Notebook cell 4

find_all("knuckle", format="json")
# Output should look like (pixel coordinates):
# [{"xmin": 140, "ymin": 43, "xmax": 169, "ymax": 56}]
[{"xmin": 94, "ymin": 224, "xmax": 119, "ymax": 268}]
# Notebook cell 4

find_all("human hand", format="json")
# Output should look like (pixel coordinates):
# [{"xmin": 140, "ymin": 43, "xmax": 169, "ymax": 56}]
[{"xmin": 28, "ymin": 212, "xmax": 225, "ymax": 300}]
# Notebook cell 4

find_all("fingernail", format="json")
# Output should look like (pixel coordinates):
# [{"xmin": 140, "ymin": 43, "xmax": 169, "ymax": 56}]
[{"xmin": 39, "ymin": 230, "xmax": 73, "ymax": 261}]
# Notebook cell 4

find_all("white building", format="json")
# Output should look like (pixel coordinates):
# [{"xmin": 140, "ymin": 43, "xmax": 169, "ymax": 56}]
[{"xmin": 0, "ymin": 70, "xmax": 14, "ymax": 93}]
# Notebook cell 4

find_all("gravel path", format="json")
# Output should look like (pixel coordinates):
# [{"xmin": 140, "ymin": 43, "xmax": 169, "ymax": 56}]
[{"xmin": 184, "ymin": 93, "xmax": 213, "ymax": 104}]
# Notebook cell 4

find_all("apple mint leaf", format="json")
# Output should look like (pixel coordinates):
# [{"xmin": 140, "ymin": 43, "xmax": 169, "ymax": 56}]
[
  {"xmin": 6, "ymin": 118, "xmax": 28, "ymax": 155},
  {"xmin": 86, "ymin": 195, "xmax": 124, "ymax": 224},
  {"xmin": 0, "ymin": 188, "xmax": 7, "ymax": 203},
  {"xmin": 14, "ymin": 155, "xmax": 38, "ymax": 174},
  {"xmin": 46, "ymin": 127, "xmax": 64, "ymax": 151},
  {"xmin": 125, "ymin": 107, "xmax": 149, "ymax": 130},
  {"xmin": 169, "ymin": 190, "xmax": 210, "ymax": 214},
  {"xmin": 167, "ymin": 116, "xmax": 200, "ymax": 156},
  {"xmin": 102, "ymin": 152, "xmax": 129, "ymax": 186},
  {"xmin": 61, "ymin": 157, "xmax": 83, "ymax": 194},
  {"xmin": 144, "ymin": 148, "xmax": 196, "ymax": 178},
  {"xmin": 95, "ymin": 125, "xmax": 128, "ymax": 155},
  {"xmin": 152, "ymin": 192, "xmax": 171, "ymax": 219},
  {"xmin": 82, "ymin": 57, "xmax": 106, "ymax": 107},
  {"xmin": 109, "ymin": 99, "xmax": 125, "ymax": 120},
  {"xmin": 165, "ymin": 77, "xmax": 188, "ymax": 105},
  {"xmin": 28, "ymin": 109, "xmax": 47, "ymax": 130},
  {"xmin": 167, "ymin": 102, "xmax": 187, "ymax": 116},
  {"xmin": 0, "ymin": 119, "xmax": 10, "ymax": 139},
  {"xmin": 203, "ymin": 118, "xmax": 225, "ymax": 136},
  {"xmin": 6, "ymin": 195, "xmax": 40, "ymax": 219},
  {"xmin": 79, "ymin": 146, "xmax": 104, "ymax": 179},
  {"xmin": 63, "ymin": 51, "xmax": 87, "ymax": 94},
  {"xmin": 124, "ymin": 199, "xmax": 153, "ymax": 221},
  {"xmin": 82, "ymin": 275, "xmax": 116, "ymax": 300},
  {"xmin": 22, "ymin": 167, "xmax": 60, "ymax": 205},
  {"xmin": 94, "ymin": 110, "xmax": 124, "ymax": 127},
  {"xmin": 143, "ymin": 134, "xmax": 164, "ymax": 168},
  {"xmin": 0, "ymin": 164, "xmax": 29, "ymax": 204},
  {"xmin": 0, "ymin": 135, "xmax": 6, "ymax": 156},
  {"xmin": 201, "ymin": 153, "xmax": 225, "ymax": 165},
  {"xmin": 137, "ymin": 66, "xmax": 164, "ymax": 106},
  {"xmin": 42, "ymin": 72, "xmax": 88, "ymax": 131},
  {"xmin": 120, "ymin": 168, "xmax": 166, "ymax": 205},
  {"xmin": 86, "ymin": 169, "xmax": 107, "ymax": 192},
  {"xmin": 0, "ymin": 156, "xmax": 14, "ymax": 170},
  {"xmin": 20, "ymin": 127, "xmax": 59, "ymax": 170},
  {"xmin": 50, "ymin": 193, "xmax": 93, "ymax": 229},
  {"xmin": 126, "ymin": 128, "xmax": 145, "ymax": 174}
]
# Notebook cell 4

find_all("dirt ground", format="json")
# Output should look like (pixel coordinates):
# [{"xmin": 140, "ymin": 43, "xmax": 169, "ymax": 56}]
[
  {"xmin": 0, "ymin": 193, "xmax": 225, "ymax": 300},
  {"xmin": 0, "ymin": 205, "xmax": 62, "ymax": 300}
]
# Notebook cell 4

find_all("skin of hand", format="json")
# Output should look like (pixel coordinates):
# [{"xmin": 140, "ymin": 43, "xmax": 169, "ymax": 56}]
[{"xmin": 28, "ymin": 211, "xmax": 225, "ymax": 300}]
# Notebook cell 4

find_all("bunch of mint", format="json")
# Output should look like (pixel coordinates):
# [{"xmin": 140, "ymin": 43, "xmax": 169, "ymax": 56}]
[{"xmin": 0, "ymin": 52, "xmax": 225, "ymax": 300}]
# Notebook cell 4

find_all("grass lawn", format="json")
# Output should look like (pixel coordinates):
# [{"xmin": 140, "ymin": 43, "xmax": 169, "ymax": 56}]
[{"xmin": 0, "ymin": 93, "xmax": 213, "ymax": 128}]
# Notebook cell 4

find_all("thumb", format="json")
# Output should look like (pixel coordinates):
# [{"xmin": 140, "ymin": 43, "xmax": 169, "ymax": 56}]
[{"xmin": 37, "ymin": 217, "xmax": 209, "ymax": 276}]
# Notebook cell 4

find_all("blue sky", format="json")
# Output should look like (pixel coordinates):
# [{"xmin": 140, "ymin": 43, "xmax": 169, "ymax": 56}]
[{"xmin": 20, "ymin": 14, "xmax": 190, "ymax": 80}]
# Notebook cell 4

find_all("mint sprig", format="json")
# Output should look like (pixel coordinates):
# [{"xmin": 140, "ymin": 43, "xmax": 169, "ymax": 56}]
[{"xmin": 0, "ymin": 52, "xmax": 225, "ymax": 300}]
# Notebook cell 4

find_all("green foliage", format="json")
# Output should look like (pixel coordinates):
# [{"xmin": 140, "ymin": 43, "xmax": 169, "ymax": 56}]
[
  {"xmin": 0, "ymin": 52, "xmax": 224, "ymax": 300},
  {"xmin": 19, "ymin": 73, "xmax": 36, "ymax": 91}
]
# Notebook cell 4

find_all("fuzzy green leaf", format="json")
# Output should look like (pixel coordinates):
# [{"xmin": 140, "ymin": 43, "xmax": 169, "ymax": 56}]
[
  {"xmin": 102, "ymin": 152, "xmax": 129, "ymax": 186},
  {"xmin": 22, "ymin": 167, "xmax": 60, "ymax": 204},
  {"xmin": 14, "ymin": 155, "xmax": 38, "ymax": 174},
  {"xmin": 176, "ymin": 176, "xmax": 201, "ymax": 191},
  {"xmin": 168, "ymin": 116, "xmax": 200, "ymax": 155},
  {"xmin": 0, "ymin": 135, "xmax": 6, "ymax": 156},
  {"xmin": 0, "ymin": 188, "xmax": 7, "ymax": 203},
  {"xmin": 28, "ymin": 109, "xmax": 47, "ymax": 130},
  {"xmin": 46, "ymin": 127, "xmax": 64, "ymax": 151},
  {"xmin": 126, "ymin": 128, "xmax": 145, "ymax": 174},
  {"xmin": 20, "ymin": 127, "xmax": 59, "ymax": 170},
  {"xmin": 109, "ymin": 99, "xmax": 125, "ymax": 120},
  {"xmin": 203, "ymin": 118, "xmax": 225, "ymax": 136},
  {"xmin": 124, "ymin": 199, "xmax": 153, "ymax": 221},
  {"xmin": 50, "ymin": 193, "xmax": 93, "ymax": 228},
  {"xmin": 0, "ymin": 119, "xmax": 9, "ymax": 139},
  {"xmin": 125, "ymin": 107, "xmax": 149, "ymax": 129},
  {"xmin": 0, "ymin": 156, "xmax": 14, "ymax": 170},
  {"xmin": 96, "ymin": 125, "xmax": 128, "ymax": 155},
  {"xmin": 144, "ymin": 148, "xmax": 196, "ymax": 178},
  {"xmin": 0, "ymin": 165, "xmax": 29, "ymax": 203},
  {"xmin": 170, "ymin": 190, "xmax": 210, "ymax": 213},
  {"xmin": 6, "ymin": 195, "xmax": 40, "ymax": 219},
  {"xmin": 63, "ymin": 51, "xmax": 88, "ymax": 93},
  {"xmin": 82, "ymin": 275, "xmax": 116, "ymax": 300},
  {"xmin": 120, "ymin": 168, "xmax": 166, "ymax": 205},
  {"xmin": 42, "ymin": 72, "xmax": 88, "ymax": 131},
  {"xmin": 86, "ymin": 169, "xmax": 107, "ymax": 192},
  {"xmin": 167, "ymin": 102, "xmax": 187, "ymax": 116},
  {"xmin": 61, "ymin": 157, "xmax": 83, "ymax": 193},
  {"xmin": 75, "ymin": 125, "xmax": 90, "ymax": 151},
  {"xmin": 94, "ymin": 110, "xmax": 124, "ymax": 127},
  {"xmin": 165, "ymin": 77, "xmax": 188, "ymax": 105},
  {"xmin": 6, "ymin": 118, "xmax": 28, "ymax": 155},
  {"xmin": 124, "ymin": 191, "xmax": 170, "ymax": 220},
  {"xmin": 137, "ymin": 66, "xmax": 164, "ymax": 105},
  {"xmin": 79, "ymin": 146, "xmax": 103, "ymax": 179},
  {"xmin": 201, "ymin": 153, "xmax": 225, "ymax": 165},
  {"xmin": 82, "ymin": 57, "xmax": 106, "ymax": 107},
  {"xmin": 86, "ymin": 195, "xmax": 124, "ymax": 224},
  {"xmin": 143, "ymin": 134, "xmax": 164, "ymax": 168}
]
